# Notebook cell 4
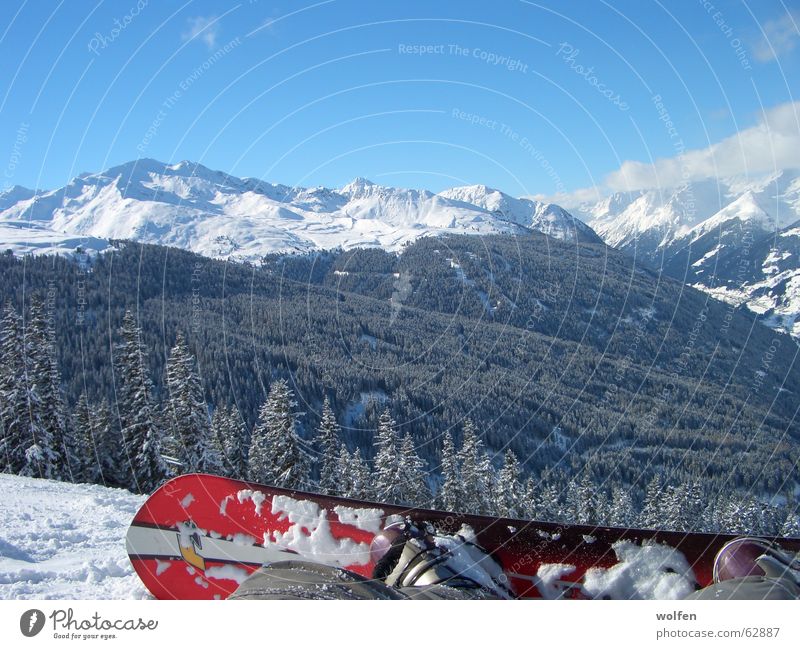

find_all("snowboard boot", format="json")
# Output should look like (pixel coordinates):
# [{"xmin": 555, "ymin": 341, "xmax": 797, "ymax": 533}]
[
  {"xmin": 686, "ymin": 537, "xmax": 800, "ymax": 600},
  {"xmin": 369, "ymin": 520, "xmax": 515, "ymax": 600}
]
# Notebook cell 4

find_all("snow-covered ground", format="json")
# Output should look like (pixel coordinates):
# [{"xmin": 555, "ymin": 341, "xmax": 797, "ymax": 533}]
[{"xmin": 0, "ymin": 474, "xmax": 148, "ymax": 600}]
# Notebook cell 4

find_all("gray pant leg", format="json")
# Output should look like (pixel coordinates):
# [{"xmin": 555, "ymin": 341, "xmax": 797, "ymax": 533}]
[{"xmin": 228, "ymin": 561, "xmax": 407, "ymax": 600}]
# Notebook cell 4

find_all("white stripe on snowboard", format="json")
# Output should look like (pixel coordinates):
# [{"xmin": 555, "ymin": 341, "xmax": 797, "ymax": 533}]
[{"xmin": 126, "ymin": 524, "xmax": 294, "ymax": 566}]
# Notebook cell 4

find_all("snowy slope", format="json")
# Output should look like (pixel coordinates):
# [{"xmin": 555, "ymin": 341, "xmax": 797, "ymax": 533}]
[
  {"xmin": 0, "ymin": 160, "xmax": 598, "ymax": 261},
  {"xmin": 0, "ymin": 474, "xmax": 148, "ymax": 599},
  {"xmin": 570, "ymin": 170, "xmax": 800, "ymax": 338},
  {"xmin": 438, "ymin": 184, "xmax": 601, "ymax": 243}
]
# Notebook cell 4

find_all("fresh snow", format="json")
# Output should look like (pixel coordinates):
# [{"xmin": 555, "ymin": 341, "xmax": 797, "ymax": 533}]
[
  {"xmin": 267, "ymin": 495, "xmax": 372, "ymax": 566},
  {"xmin": 0, "ymin": 159, "xmax": 596, "ymax": 261},
  {"xmin": 580, "ymin": 540, "xmax": 696, "ymax": 600},
  {"xmin": 535, "ymin": 563, "xmax": 577, "ymax": 599},
  {"xmin": 332, "ymin": 505, "xmax": 385, "ymax": 534},
  {"xmin": 0, "ymin": 473, "xmax": 148, "ymax": 599}
]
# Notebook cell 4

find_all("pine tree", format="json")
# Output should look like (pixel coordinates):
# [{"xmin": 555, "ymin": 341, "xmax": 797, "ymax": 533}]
[
  {"xmin": 0, "ymin": 302, "xmax": 26, "ymax": 473},
  {"xmin": 458, "ymin": 419, "xmax": 493, "ymax": 515},
  {"xmin": 781, "ymin": 508, "xmax": 800, "ymax": 537},
  {"xmin": 397, "ymin": 431, "xmax": 430, "ymax": 506},
  {"xmin": 346, "ymin": 447, "xmax": 373, "ymax": 500},
  {"xmin": 17, "ymin": 297, "xmax": 57, "ymax": 479},
  {"xmin": 115, "ymin": 310, "xmax": 169, "ymax": 493},
  {"xmin": 373, "ymin": 408, "xmax": 403, "ymax": 503},
  {"xmin": 437, "ymin": 429, "xmax": 462, "ymax": 511},
  {"xmin": 94, "ymin": 399, "xmax": 126, "ymax": 487},
  {"xmin": 73, "ymin": 394, "xmax": 102, "ymax": 483},
  {"xmin": 495, "ymin": 450, "xmax": 523, "ymax": 518},
  {"xmin": 608, "ymin": 484, "xmax": 635, "ymax": 527},
  {"xmin": 662, "ymin": 484, "xmax": 687, "ymax": 532},
  {"xmin": 165, "ymin": 333, "xmax": 222, "ymax": 474},
  {"xmin": 316, "ymin": 395, "xmax": 342, "ymax": 494},
  {"xmin": 28, "ymin": 294, "xmax": 74, "ymax": 481},
  {"xmin": 212, "ymin": 406, "xmax": 248, "ymax": 479},
  {"xmin": 248, "ymin": 379, "xmax": 309, "ymax": 489},
  {"xmin": 534, "ymin": 479, "xmax": 565, "ymax": 522},
  {"xmin": 639, "ymin": 474, "xmax": 664, "ymax": 528}
]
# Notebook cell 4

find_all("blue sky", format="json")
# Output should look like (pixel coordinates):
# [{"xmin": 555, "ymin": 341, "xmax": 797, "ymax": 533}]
[{"xmin": 1, "ymin": 0, "xmax": 799, "ymax": 199}]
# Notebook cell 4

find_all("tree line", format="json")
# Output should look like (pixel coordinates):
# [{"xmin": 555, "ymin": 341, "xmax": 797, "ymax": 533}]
[{"xmin": 1, "ymin": 296, "xmax": 797, "ymax": 537}]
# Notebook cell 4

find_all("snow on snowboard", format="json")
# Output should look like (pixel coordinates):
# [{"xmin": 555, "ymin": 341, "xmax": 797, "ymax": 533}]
[{"xmin": 126, "ymin": 473, "xmax": 800, "ymax": 600}]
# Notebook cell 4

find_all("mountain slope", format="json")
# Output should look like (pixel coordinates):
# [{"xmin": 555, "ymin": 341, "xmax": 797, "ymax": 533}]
[
  {"xmin": 572, "ymin": 170, "xmax": 800, "ymax": 337},
  {"xmin": 0, "ymin": 160, "xmax": 599, "ymax": 260},
  {"xmin": 3, "ymin": 235, "xmax": 798, "ymax": 497}
]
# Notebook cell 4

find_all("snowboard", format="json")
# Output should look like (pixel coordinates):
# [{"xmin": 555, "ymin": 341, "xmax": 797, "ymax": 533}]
[{"xmin": 126, "ymin": 473, "xmax": 800, "ymax": 600}]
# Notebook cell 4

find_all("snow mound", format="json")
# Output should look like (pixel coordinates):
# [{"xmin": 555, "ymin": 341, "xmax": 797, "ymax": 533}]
[
  {"xmin": 0, "ymin": 473, "xmax": 148, "ymax": 599},
  {"xmin": 580, "ymin": 540, "xmax": 696, "ymax": 600}
]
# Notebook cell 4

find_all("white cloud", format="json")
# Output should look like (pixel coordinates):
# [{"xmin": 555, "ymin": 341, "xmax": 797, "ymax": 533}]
[
  {"xmin": 753, "ymin": 11, "xmax": 800, "ymax": 63},
  {"xmin": 604, "ymin": 101, "xmax": 800, "ymax": 191},
  {"xmin": 182, "ymin": 16, "xmax": 219, "ymax": 50},
  {"xmin": 542, "ymin": 101, "xmax": 800, "ymax": 207}
]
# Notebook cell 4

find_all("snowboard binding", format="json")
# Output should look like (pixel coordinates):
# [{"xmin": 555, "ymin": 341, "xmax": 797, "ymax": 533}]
[{"xmin": 369, "ymin": 519, "xmax": 515, "ymax": 599}]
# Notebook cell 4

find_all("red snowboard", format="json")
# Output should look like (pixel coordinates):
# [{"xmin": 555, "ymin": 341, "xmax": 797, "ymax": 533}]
[{"xmin": 126, "ymin": 473, "xmax": 800, "ymax": 600}]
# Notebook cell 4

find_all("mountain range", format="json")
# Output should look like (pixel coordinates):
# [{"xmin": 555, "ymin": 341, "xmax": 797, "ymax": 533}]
[
  {"xmin": 567, "ymin": 170, "xmax": 800, "ymax": 338},
  {"xmin": 0, "ymin": 158, "xmax": 598, "ymax": 260},
  {"xmin": 3, "ymin": 160, "xmax": 800, "ymax": 338}
]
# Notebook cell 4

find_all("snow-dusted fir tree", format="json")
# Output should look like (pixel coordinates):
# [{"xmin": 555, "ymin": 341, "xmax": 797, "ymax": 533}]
[
  {"xmin": 0, "ymin": 302, "xmax": 26, "ymax": 473},
  {"xmin": 495, "ymin": 450, "xmax": 523, "ymax": 518},
  {"xmin": 114, "ymin": 310, "xmax": 169, "ymax": 493},
  {"xmin": 639, "ymin": 474, "xmax": 664, "ymax": 528},
  {"xmin": 165, "ymin": 333, "xmax": 222, "ymax": 474},
  {"xmin": 458, "ymin": 419, "xmax": 493, "ymax": 515},
  {"xmin": 73, "ymin": 394, "xmax": 103, "ymax": 484},
  {"xmin": 15, "ymin": 297, "xmax": 58, "ymax": 479},
  {"xmin": 398, "ymin": 431, "xmax": 430, "ymax": 506},
  {"xmin": 608, "ymin": 484, "xmax": 635, "ymax": 527},
  {"xmin": 437, "ymin": 429, "xmax": 462, "ymax": 511},
  {"xmin": 94, "ymin": 399, "xmax": 126, "ymax": 486},
  {"xmin": 248, "ymin": 378, "xmax": 309, "ymax": 489},
  {"xmin": 316, "ymin": 395, "xmax": 342, "ymax": 495},
  {"xmin": 373, "ymin": 408, "xmax": 404, "ymax": 504},
  {"xmin": 528, "ymin": 477, "xmax": 564, "ymax": 522},
  {"xmin": 29, "ymin": 294, "xmax": 74, "ymax": 481},
  {"xmin": 781, "ymin": 509, "xmax": 800, "ymax": 537},
  {"xmin": 212, "ymin": 406, "xmax": 248, "ymax": 479},
  {"xmin": 344, "ymin": 446, "xmax": 373, "ymax": 500}
]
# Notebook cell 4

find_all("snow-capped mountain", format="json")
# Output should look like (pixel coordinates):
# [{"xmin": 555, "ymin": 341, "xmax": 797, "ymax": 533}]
[
  {"xmin": 571, "ymin": 170, "xmax": 800, "ymax": 337},
  {"xmin": 0, "ymin": 159, "xmax": 599, "ymax": 259},
  {"xmin": 438, "ymin": 184, "xmax": 601, "ymax": 243}
]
